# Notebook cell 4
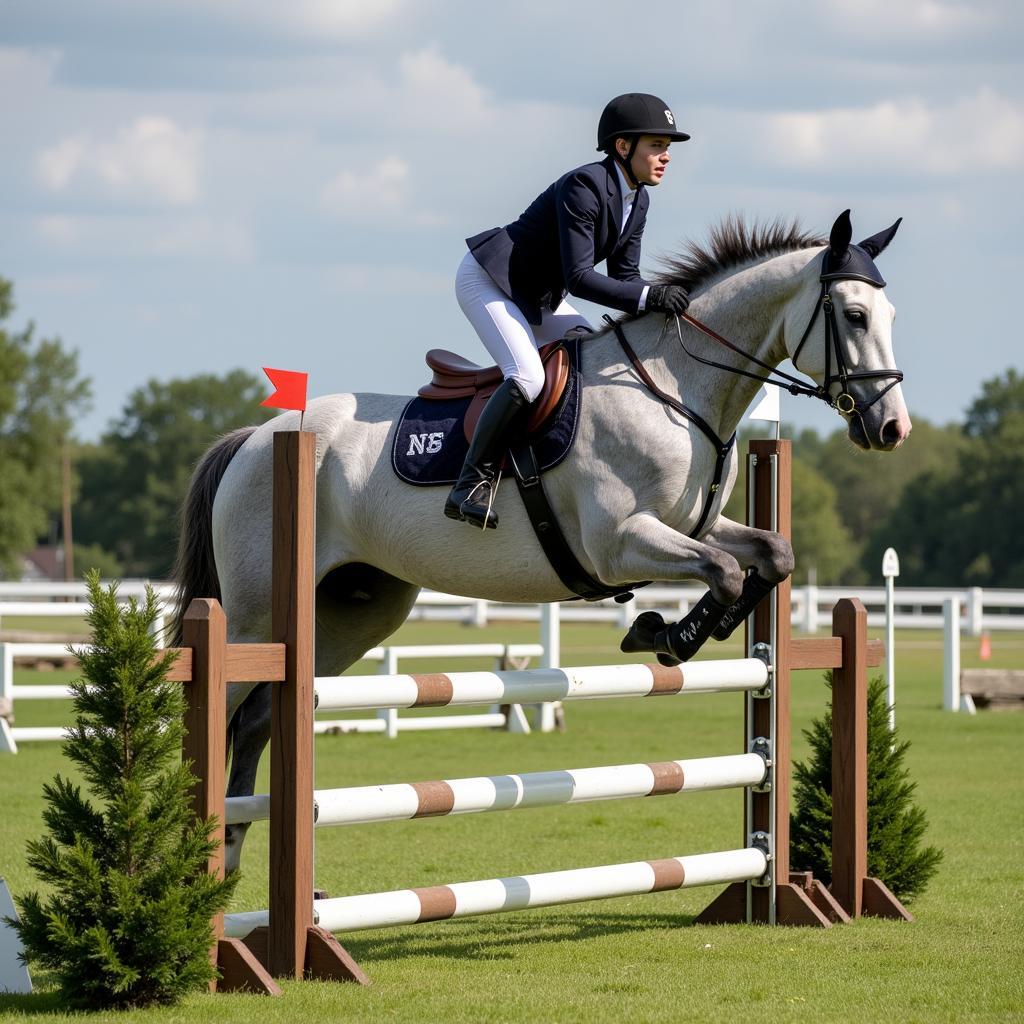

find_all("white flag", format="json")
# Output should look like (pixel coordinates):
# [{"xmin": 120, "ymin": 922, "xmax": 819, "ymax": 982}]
[{"xmin": 748, "ymin": 384, "xmax": 780, "ymax": 423}]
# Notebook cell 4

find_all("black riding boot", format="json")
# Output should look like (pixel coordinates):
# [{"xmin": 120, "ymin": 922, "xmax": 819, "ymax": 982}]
[{"xmin": 444, "ymin": 379, "xmax": 530, "ymax": 529}]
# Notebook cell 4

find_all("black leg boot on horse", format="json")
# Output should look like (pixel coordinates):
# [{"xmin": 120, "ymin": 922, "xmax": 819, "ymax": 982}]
[
  {"xmin": 620, "ymin": 571, "xmax": 781, "ymax": 665},
  {"xmin": 620, "ymin": 590, "xmax": 730, "ymax": 666},
  {"xmin": 710, "ymin": 570, "xmax": 778, "ymax": 641},
  {"xmin": 445, "ymin": 378, "xmax": 530, "ymax": 529}
]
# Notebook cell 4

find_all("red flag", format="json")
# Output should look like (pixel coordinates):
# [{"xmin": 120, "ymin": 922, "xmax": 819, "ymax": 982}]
[{"xmin": 261, "ymin": 367, "xmax": 308, "ymax": 412}]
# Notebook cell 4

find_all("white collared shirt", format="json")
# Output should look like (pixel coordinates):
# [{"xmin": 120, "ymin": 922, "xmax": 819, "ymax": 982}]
[
  {"xmin": 613, "ymin": 163, "xmax": 649, "ymax": 311},
  {"xmin": 613, "ymin": 163, "xmax": 637, "ymax": 237}
]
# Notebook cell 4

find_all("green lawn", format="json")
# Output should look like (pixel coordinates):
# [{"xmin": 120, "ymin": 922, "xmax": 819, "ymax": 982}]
[{"xmin": 1, "ymin": 619, "xmax": 1022, "ymax": 1023}]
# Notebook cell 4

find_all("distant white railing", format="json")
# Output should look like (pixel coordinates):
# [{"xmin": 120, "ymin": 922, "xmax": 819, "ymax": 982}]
[
  {"xmin": 2, "ymin": 582, "xmax": 1021, "ymax": 637},
  {"xmin": 0, "ymin": 605, "xmax": 564, "ymax": 751}
]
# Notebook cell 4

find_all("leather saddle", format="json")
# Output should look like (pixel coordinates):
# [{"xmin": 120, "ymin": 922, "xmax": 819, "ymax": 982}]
[{"xmin": 418, "ymin": 341, "xmax": 571, "ymax": 442}]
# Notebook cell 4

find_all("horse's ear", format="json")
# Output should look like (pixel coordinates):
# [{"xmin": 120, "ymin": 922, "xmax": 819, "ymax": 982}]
[
  {"xmin": 858, "ymin": 217, "xmax": 903, "ymax": 258},
  {"xmin": 829, "ymin": 210, "xmax": 852, "ymax": 257}
]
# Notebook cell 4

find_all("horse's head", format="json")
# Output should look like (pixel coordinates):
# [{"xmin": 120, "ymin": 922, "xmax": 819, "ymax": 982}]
[{"xmin": 787, "ymin": 210, "xmax": 912, "ymax": 451}]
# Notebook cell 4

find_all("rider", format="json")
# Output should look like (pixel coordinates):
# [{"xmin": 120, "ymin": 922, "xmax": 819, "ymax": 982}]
[{"xmin": 445, "ymin": 92, "xmax": 693, "ymax": 530}]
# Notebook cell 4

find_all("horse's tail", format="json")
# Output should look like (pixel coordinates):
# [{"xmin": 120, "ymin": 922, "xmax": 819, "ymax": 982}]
[{"xmin": 169, "ymin": 426, "xmax": 257, "ymax": 645}]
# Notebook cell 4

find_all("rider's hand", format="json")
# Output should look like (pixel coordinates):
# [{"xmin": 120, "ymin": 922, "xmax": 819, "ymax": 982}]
[{"xmin": 647, "ymin": 284, "xmax": 690, "ymax": 315}]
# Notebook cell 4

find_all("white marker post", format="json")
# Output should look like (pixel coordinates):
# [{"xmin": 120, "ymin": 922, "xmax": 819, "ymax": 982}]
[
  {"xmin": 0, "ymin": 878, "xmax": 32, "ymax": 993},
  {"xmin": 882, "ymin": 548, "xmax": 899, "ymax": 731}
]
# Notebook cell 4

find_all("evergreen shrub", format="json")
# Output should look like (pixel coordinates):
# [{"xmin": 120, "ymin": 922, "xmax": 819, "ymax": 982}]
[
  {"xmin": 8, "ymin": 573, "xmax": 236, "ymax": 1009},
  {"xmin": 790, "ymin": 672, "xmax": 942, "ymax": 902}
]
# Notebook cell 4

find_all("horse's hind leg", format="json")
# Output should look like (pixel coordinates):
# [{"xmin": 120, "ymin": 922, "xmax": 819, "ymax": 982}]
[
  {"xmin": 223, "ymin": 563, "xmax": 420, "ymax": 873},
  {"xmin": 224, "ymin": 683, "xmax": 271, "ymax": 874}
]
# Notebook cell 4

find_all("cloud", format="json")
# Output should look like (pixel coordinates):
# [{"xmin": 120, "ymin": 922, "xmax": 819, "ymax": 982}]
[
  {"xmin": 397, "ymin": 47, "xmax": 489, "ymax": 129},
  {"xmin": 326, "ymin": 263, "xmax": 449, "ymax": 294},
  {"xmin": 148, "ymin": 216, "xmax": 253, "ymax": 260},
  {"xmin": 321, "ymin": 156, "xmax": 444, "ymax": 226},
  {"xmin": 820, "ymin": 0, "xmax": 994, "ymax": 34},
  {"xmin": 35, "ymin": 214, "xmax": 84, "ymax": 245},
  {"xmin": 36, "ymin": 116, "xmax": 202, "ymax": 204},
  {"xmin": 258, "ymin": 0, "xmax": 408, "ymax": 37},
  {"xmin": 762, "ymin": 89, "xmax": 1024, "ymax": 176}
]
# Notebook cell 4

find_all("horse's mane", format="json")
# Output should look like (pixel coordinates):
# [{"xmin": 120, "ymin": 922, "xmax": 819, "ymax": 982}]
[{"xmin": 653, "ymin": 215, "xmax": 826, "ymax": 294}]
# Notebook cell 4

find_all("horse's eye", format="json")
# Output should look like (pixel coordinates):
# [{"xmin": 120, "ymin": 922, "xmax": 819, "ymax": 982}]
[{"xmin": 844, "ymin": 309, "xmax": 866, "ymax": 327}]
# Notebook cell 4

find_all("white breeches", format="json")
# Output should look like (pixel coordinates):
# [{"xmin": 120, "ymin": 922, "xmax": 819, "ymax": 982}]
[{"xmin": 455, "ymin": 252, "xmax": 591, "ymax": 401}]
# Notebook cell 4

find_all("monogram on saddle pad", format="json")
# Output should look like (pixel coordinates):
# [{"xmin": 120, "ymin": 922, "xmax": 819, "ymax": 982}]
[
  {"xmin": 419, "ymin": 341, "xmax": 570, "ymax": 441},
  {"xmin": 391, "ymin": 337, "xmax": 581, "ymax": 490}
]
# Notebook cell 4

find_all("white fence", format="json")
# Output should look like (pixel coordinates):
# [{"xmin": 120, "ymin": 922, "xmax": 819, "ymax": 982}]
[
  {"xmin": 0, "ymin": 605, "xmax": 563, "ymax": 752},
  {"xmin": 2, "ymin": 581, "xmax": 1021, "ymax": 637}
]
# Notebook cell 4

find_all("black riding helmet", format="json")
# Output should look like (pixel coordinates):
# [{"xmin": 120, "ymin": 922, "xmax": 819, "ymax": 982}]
[{"xmin": 597, "ymin": 93, "xmax": 690, "ymax": 188}]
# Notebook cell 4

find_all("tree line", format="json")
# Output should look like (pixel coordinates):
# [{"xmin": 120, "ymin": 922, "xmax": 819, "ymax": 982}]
[{"xmin": 1, "ymin": 276, "xmax": 1021, "ymax": 587}]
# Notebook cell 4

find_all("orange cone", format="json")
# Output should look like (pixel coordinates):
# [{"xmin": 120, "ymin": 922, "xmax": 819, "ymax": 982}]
[{"xmin": 979, "ymin": 632, "xmax": 992, "ymax": 661}]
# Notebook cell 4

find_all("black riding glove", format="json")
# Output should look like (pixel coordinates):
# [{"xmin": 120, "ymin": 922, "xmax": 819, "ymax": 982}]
[{"xmin": 646, "ymin": 284, "xmax": 690, "ymax": 315}]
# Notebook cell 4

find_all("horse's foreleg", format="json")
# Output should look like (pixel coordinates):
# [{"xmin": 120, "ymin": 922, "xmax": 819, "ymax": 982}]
[
  {"xmin": 224, "ymin": 682, "xmax": 272, "ymax": 874},
  {"xmin": 696, "ymin": 516, "xmax": 795, "ymax": 641},
  {"xmin": 595, "ymin": 514, "xmax": 745, "ymax": 665}
]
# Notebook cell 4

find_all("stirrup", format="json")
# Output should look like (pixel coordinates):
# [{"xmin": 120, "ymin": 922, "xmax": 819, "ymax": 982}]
[{"xmin": 460, "ymin": 472, "xmax": 502, "ymax": 530}]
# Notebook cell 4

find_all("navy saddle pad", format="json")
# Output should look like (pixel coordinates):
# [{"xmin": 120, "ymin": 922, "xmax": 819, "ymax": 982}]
[{"xmin": 391, "ymin": 336, "xmax": 582, "ymax": 487}]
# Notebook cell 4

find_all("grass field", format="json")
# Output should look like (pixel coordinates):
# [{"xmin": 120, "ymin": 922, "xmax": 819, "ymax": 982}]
[{"xmin": 1, "ymin": 616, "xmax": 1022, "ymax": 1023}]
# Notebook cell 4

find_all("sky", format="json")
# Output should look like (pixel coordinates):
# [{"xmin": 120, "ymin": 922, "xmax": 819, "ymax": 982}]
[{"xmin": 1, "ymin": 0, "xmax": 1022, "ymax": 441}]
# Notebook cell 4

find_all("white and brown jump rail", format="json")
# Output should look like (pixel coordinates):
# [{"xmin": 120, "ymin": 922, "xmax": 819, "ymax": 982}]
[
  {"xmin": 224, "ymin": 751, "xmax": 770, "ymax": 828},
  {"xmin": 312, "ymin": 658, "xmax": 769, "ymax": 713},
  {"xmin": 165, "ymin": 433, "xmax": 910, "ymax": 999},
  {"xmin": 224, "ymin": 848, "xmax": 769, "ymax": 941}
]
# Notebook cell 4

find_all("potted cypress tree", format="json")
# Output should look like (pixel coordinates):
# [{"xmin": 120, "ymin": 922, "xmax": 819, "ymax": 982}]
[{"xmin": 8, "ymin": 574, "xmax": 236, "ymax": 1009}]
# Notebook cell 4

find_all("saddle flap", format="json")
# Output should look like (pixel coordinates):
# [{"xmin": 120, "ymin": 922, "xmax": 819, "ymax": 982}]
[{"xmin": 462, "ymin": 344, "xmax": 570, "ymax": 442}]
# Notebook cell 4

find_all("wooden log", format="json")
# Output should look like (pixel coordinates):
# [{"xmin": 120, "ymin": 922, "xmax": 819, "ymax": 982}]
[{"xmin": 960, "ymin": 668, "xmax": 1024, "ymax": 709}]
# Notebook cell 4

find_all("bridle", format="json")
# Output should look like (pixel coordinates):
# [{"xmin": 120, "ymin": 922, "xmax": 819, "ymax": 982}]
[
  {"xmin": 608, "ymin": 244, "xmax": 905, "ymax": 539},
  {"xmin": 669, "ymin": 251, "xmax": 904, "ymax": 419}
]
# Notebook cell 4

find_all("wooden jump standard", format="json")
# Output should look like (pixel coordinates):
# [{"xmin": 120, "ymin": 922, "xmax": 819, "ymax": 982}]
[{"xmin": 166, "ymin": 432, "xmax": 908, "ymax": 997}]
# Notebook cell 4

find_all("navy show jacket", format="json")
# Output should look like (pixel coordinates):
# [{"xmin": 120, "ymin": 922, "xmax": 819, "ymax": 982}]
[{"xmin": 466, "ymin": 156, "xmax": 649, "ymax": 326}]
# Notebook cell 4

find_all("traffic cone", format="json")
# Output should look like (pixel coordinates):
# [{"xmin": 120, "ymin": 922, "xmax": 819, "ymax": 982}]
[{"xmin": 979, "ymin": 632, "xmax": 992, "ymax": 661}]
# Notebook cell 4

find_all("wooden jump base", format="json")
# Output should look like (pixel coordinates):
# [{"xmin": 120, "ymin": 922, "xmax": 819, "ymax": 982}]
[{"xmin": 164, "ymin": 433, "xmax": 908, "ymax": 997}]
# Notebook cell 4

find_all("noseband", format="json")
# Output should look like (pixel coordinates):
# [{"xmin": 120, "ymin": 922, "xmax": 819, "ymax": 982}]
[{"xmin": 669, "ymin": 251, "xmax": 904, "ymax": 418}]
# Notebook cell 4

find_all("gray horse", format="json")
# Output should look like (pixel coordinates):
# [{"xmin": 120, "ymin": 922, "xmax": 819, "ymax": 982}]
[{"xmin": 173, "ymin": 211, "xmax": 910, "ymax": 871}]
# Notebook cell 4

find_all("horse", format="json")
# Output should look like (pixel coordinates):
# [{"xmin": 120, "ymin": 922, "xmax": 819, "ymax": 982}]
[{"xmin": 172, "ymin": 210, "xmax": 911, "ymax": 872}]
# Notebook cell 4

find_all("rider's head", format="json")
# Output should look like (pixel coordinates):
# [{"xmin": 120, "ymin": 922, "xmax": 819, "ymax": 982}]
[{"xmin": 597, "ymin": 93, "xmax": 690, "ymax": 189}]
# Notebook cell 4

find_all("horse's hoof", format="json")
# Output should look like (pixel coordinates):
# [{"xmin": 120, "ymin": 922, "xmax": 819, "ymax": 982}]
[
  {"xmin": 620, "ymin": 611, "xmax": 666, "ymax": 653},
  {"xmin": 656, "ymin": 651, "xmax": 682, "ymax": 667}
]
